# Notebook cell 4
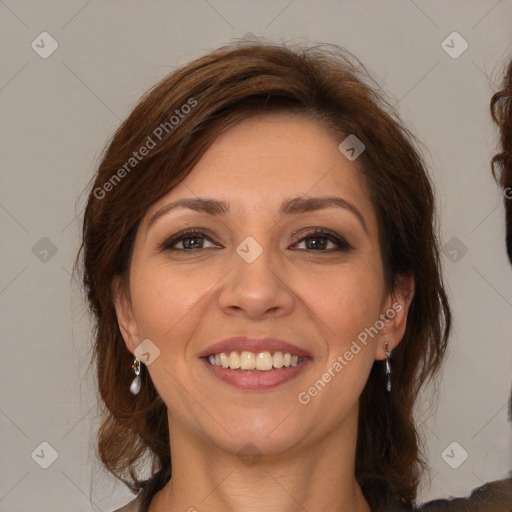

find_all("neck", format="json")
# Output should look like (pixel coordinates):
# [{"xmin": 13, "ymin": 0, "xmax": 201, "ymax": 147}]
[{"xmin": 149, "ymin": 406, "xmax": 370, "ymax": 512}]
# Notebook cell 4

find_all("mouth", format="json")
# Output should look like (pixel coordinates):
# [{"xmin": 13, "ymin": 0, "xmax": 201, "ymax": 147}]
[
  {"xmin": 198, "ymin": 336, "xmax": 313, "ymax": 390},
  {"xmin": 201, "ymin": 354, "xmax": 311, "ymax": 390},
  {"xmin": 204, "ymin": 350, "xmax": 307, "ymax": 371}
]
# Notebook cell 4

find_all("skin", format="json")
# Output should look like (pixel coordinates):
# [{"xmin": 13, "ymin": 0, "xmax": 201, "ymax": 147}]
[{"xmin": 114, "ymin": 114, "xmax": 414, "ymax": 512}]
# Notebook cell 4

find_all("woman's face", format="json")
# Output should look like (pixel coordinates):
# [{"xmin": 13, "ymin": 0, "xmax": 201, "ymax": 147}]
[{"xmin": 115, "ymin": 113, "xmax": 410, "ymax": 458}]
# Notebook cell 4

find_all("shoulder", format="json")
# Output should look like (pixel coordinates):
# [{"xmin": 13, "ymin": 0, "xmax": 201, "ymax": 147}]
[
  {"xmin": 418, "ymin": 478, "xmax": 512, "ymax": 511},
  {"xmin": 112, "ymin": 493, "xmax": 145, "ymax": 512}
]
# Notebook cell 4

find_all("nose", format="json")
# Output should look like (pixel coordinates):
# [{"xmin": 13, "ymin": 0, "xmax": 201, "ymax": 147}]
[{"xmin": 217, "ymin": 242, "xmax": 295, "ymax": 321}]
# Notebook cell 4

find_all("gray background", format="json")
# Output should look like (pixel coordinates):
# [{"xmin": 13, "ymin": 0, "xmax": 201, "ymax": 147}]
[{"xmin": 1, "ymin": 1, "xmax": 511, "ymax": 511}]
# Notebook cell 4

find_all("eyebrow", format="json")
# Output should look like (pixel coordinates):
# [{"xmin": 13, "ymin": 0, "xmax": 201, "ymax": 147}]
[
  {"xmin": 147, "ymin": 198, "xmax": 229, "ymax": 230},
  {"xmin": 281, "ymin": 196, "xmax": 367, "ymax": 233},
  {"xmin": 147, "ymin": 195, "xmax": 368, "ymax": 233}
]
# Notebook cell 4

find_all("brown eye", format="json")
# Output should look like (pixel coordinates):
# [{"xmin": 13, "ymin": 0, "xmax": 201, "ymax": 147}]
[
  {"xmin": 301, "ymin": 236, "xmax": 332, "ymax": 250},
  {"xmin": 291, "ymin": 229, "xmax": 352, "ymax": 251},
  {"xmin": 160, "ymin": 229, "xmax": 219, "ymax": 251},
  {"xmin": 179, "ymin": 236, "xmax": 207, "ymax": 249}
]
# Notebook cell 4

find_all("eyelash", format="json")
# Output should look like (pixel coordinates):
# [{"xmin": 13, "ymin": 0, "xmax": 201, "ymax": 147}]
[
  {"xmin": 294, "ymin": 228, "xmax": 352, "ymax": 251},
  {"xmin": 159, "ymin": 228, "xmax": 352, "ymax": 252}
]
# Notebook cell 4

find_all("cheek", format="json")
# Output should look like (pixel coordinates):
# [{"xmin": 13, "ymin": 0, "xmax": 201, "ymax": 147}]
[
  {"xmin": 304, "ymin": 264, "xmax": 385, "ymax": 340},
  {"xmin": 129, "ymin": 260, "xmax": 223, "ymax": 345},
  {"xmin": 300, "ymin": 262, "xmax": 384, "ymax": 396}
]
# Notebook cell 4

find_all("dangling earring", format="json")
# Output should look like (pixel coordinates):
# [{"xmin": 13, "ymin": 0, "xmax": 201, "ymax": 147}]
[
  {"xmin": 384, "ymin": 342, "xmax": 392, "ymax": 392},
  {"xmin": 130, "ymin": 357, "xmax": 141, "ymax": 395}
]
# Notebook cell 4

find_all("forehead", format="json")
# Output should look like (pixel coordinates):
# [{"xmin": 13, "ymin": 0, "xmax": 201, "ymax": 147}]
[
  {"xmin": 193, "ymin": 113, "xmax": 343, "ymax": 178},
  {"xmin": 145, "ymin": 113, "xmax": 375, "ymax": 222}
]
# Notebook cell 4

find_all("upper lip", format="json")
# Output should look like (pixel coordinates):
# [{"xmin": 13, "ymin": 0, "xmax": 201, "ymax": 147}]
[{"xmin": 198, "ymin": 336, "xmax": 312, "ymax": 359}]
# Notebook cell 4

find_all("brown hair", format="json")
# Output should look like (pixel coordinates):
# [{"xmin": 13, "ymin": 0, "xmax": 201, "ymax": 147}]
[
  {"xmin": 76, "ymin": 42, "xmax": 451, "ymax": 509},
  {"xmin": 491, "ymin": 58, "xmax": 512, "ymax": 263}
]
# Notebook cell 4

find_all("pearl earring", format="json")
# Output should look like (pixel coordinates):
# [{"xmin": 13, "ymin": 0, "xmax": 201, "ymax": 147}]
[
  {"xmin": 130, "ymin": 357, "xmax": 141, "ymax": 395},
  {"xmin": 384, "ymin": 342, "xmax": 392, "ymax": 392}
]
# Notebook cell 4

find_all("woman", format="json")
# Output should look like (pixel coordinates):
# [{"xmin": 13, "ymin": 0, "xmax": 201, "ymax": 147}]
[{"xmin": 76, "ymin": 42, "xmax": 507, "ymax": 511}]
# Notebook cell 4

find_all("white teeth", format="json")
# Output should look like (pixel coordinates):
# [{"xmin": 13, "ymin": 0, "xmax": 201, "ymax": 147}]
[
  {"xmin": 255, "ymin": 351, "xmax": 273, "ymax": 370},
  {"xmin": 206, "ymin": 350, "xmax": 305, "ymax": 371},
  {"xmin": 228, "ymin": 351, "xmax": 241, "ymax": 369},
  {"xmin": 240, "ymin": 351, "xmax": 256, "ymax": 370},
  {"xmin": 273, "ymin": 351, "xmax": 284, "ymax": 368},
  {"xmin": 220, "ymin": 352, "xmax": 229, "ymax": 368}
]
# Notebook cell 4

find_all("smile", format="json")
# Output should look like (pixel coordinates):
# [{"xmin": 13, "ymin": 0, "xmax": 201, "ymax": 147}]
[
  {"xmin": 206, "ymin": 350, "xmax": 305, "ymax": 371},
  {"xmin": 201, "ymin": 351, "xmax": 311, "ymax": 391}
]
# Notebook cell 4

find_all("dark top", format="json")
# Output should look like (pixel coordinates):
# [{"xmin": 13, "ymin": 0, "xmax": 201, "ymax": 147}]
[{"xmin": 113, "ymin": 478, "xmax": 512, "ymax": 512}]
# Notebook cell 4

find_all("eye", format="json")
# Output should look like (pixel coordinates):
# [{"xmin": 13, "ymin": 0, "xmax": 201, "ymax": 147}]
[
  {"xmin": 291, "ymin": 228, "xmax": 352, "ymax": 251},
  {"xmin": 159, "ymin": 229, "xmax": 220, "ymax": 251}
]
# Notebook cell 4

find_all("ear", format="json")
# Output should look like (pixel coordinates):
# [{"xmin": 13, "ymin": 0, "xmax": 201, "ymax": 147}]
[
  {"xmin": 375, "ymin": 274, "xmax": 415, "ymax": 360},
  {"xmin": 111, "ymin": 275, "xmax": 140, "ymax": 354}
]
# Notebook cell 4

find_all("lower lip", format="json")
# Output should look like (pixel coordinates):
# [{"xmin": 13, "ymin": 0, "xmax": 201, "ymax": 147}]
[{"xmin": 201, "ymin": 358, "xmax": 311, "ymax": 391}]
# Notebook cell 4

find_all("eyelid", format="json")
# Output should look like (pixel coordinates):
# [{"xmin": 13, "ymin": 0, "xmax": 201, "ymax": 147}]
[
  {"xmin": 290, "ymin": 227, "xmax": 353, "ymax": 251},
  {"xmin": 158, "ymin": 228, "xmax": 221, "ymax": 251},
  {"xmin": 158, "ymin": 227, "xmax": 352, "ymax": 252}
]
